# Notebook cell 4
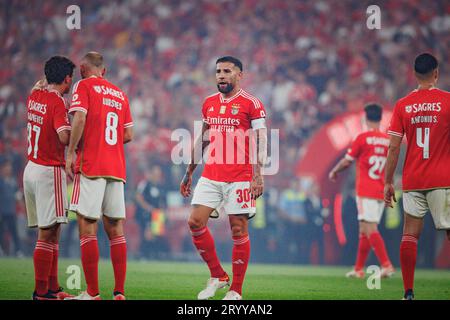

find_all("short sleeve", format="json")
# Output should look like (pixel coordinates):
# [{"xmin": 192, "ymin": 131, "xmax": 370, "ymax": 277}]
[
  {"xmin": 387, "ymin": 102, "xmax": 404, "ymax": 138},
  {"xmin": 69, "ymin": 80, "xmax": 89, "ymax": 114},
  {"xmin": 249, "ymin": 97, "xmax": 266, "ymax": 120},
  {"xmin": 123, "ymin": 95, "xmax": 133, "ymax": 128},
  {"xmin": 201, "ymin": 99, "xmax": 208, "ymax": 122},
  {"xmin": 346, "ymin": 135, "xmax": 362, "ymax": 161},
  {"xmin": 53, "ymin": 97, "xmax": 71, "ymax": 133}
]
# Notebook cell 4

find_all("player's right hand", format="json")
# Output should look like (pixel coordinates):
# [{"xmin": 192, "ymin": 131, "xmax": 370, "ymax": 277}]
[
  {"xmin": 31, "ymin": 78, "xmax": 48, "ymax": 93},
  {"xmin": 328, "ymin": 171, "xmax": 337, "ymax": 182},
  {"xmin": 384, "ymin": 183, "xmax": 396, "ymax": 208},
  {"xmin": 65, "ymin": 151, "xmax": 76, "ymax": 180},
  {"xmin": 180, "ymin": 172, "xmax": 192, "ymax": 198}
]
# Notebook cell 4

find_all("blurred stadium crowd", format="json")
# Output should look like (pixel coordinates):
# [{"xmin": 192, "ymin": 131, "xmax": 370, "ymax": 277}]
[{"xmin": 0, "ymin": 0, "xmax": 448, "ymax": 266}]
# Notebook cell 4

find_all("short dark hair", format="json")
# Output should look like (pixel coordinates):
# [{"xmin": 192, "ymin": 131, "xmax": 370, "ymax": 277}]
[
  {"xmin": 414, "ymin": 53, "xmax": 438, "ymax": 75},
  {"xmin": 216, "ymin": 56, "xmax": 243, "ymax": 71},
  {"xmin": 364, "ymin": 103, "xmax": 382, "ymax": 122},
  {"xmin": 44, "ymin": 56, "xmax": 76, "ymax": 84}
]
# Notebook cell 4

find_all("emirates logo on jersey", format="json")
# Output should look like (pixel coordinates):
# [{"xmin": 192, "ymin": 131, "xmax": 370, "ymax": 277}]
[
  {"xmin": 94, "ymin": 86, "xmax": 102, "ymax": 94},
  {"xmin": 405, "ymin": 105, "xmax": 412, "ymax": 113}
]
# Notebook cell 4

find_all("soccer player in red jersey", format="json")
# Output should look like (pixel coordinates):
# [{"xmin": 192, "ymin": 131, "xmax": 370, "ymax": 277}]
[
  {"xmin": 329, "ymin": 104, "xmax": 395, "ymax": 279},
  {"xmin": 23, "ymin": 56, "xmax": 75, "ymax": 300},
  {"xmin": 384, "ymin": 53, "xmax": 450, "ymax": 300},
  {"xmin": 65, "ymin": 52, "xmax": 133, "ymax": 300},
  {"xmin": 180, "ymin": 56, "xmax": 267, "ymax": 300}
]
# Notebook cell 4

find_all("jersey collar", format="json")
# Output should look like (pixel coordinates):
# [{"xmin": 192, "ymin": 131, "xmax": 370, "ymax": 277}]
[{"xmin": 220, "ymin": 88, "xmax": 243, "ymax": 103}]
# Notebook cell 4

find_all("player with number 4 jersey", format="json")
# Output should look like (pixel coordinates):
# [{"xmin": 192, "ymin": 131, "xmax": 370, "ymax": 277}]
[
  {"xmin": 329, "ymin": 104, "xmax": 394, "ymax": 279},
  {"xmin": 384, "ymin": 53, "xmax": 450, "ymax": 300}
]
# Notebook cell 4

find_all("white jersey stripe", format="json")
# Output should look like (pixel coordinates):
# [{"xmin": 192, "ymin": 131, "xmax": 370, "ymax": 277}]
[
  {"xmin": 241, "ymin": 91, "xmax": 262, "ymax": 110},
  {"xmin": 56, "ymin": 125, "xmax": 71, "ymax": 133},
  {"xmin": 387, "ymin": 130, "xmax": 403, "ymax": 137}
]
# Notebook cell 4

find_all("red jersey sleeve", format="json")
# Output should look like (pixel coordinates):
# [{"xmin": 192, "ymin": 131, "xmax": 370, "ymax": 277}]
[
  {"xmin": 387, "ymin": 102, "xmax": 404, "ymax": 138},
  {"xmin": 123, "ymin": 95, "xmax": 133, "ymax": 128},
  {"xmin": 53, "ymin": 97, "xmax": 71, "ymax": 133},
  {"xmin": 345, "ymin": 135, "xmax": 362, "ymax": 161},
  {"xmin": 249, "ymin": 97, "xmax": 266, "ymax": 120},
  {"xmin": 201, "ymin": 99, "xmax": 208, "ymax": 122},
  {"xmin": 69, "ymin": 80, "xmax": 89, "ymax": 114}
]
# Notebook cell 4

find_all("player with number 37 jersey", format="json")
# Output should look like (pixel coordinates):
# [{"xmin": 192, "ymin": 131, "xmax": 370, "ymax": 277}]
[
  {"xmin": 345, "ymin": 130, "xmax": 389, "ymax": 200},
  {"xmin": 70, "ymin": 76, "xmax": 133, "ymax": 182}
]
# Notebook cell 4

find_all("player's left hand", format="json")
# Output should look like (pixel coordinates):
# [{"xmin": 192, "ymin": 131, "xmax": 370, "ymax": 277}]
[
  {"xmin": 384, "ymin": 183, "xmax": 396, "ymax": 208},
  {"xmin": 250, "ymin": 174, "xmax": 264, "ymax": 200}
]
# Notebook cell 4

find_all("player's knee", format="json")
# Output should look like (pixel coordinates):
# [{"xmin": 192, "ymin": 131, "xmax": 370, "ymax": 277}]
[
  {"xmin": 104, "ymin": 223, "xmax": 123, "ymax": 239},
  {"xmin": 188, "ymin": 216, "xmax": 205, "ymax": 230},
  {"xmin": 230, "ymin": 224, "xmax": 246, "ymax": 237}
]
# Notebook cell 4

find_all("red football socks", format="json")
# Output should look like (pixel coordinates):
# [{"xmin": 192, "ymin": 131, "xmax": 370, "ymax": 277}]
[
  {"xmin": 191, "ymin": 226, "xmax": 226, "ymax": 278},
  {"xmin": 110, "ymin": 235, "xmax": 127, "ymax": 294},
  {"xmin": 80, "ymin": 235, "xmax": 99, "ymax": 296},
  {"xmin": 355, "ymin": 233, "xmax": 371, "ymax": 271},
  {"xmin": 48, "ymin": 243, "xmax": 60, "ymax": 292},
  {"xmin": 34, "ymin": 241, "xmax": 54, "ymax": 295},
  {"xmin": 400, "ymin": 234, "xmax": 418, "ymax": 291},
  {"xmin": 369, "ymin": 232, "xmax": 392, "ymax": 267},
  {"xmin": 230, "ymin": 234, "xmax": 250, "ymax": 295}
]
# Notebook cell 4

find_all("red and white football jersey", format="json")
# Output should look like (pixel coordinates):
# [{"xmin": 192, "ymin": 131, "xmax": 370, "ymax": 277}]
[
  {"xmin": 26, "ymin": 89, "xmax": 71, "ymax": 166},
  {"xmin": 201, "ymin": 89, "xmax": 266, "ymax": 182},
  {"xmin": 345, "ymin": 130, "xmax": 390, "ymax": 200},
  {"xmin": 69, "ymin": 76, "xmax": 133, "ymax": 182},
  {"xmin": 388, "ymin": 88, "xmax": 450, "ymax": 191}
]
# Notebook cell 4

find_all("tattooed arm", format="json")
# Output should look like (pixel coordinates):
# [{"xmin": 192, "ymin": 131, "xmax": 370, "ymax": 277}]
[
  {"xmin": 251, "ymin": 127, "xmax": 267, "ymax": 200},
  {"xmin": 180, "ymin": 121, "xmax": 210, "ymax": 198}
]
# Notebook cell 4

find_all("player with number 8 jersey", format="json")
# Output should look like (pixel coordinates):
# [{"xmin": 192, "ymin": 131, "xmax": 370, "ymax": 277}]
[
  {"xmin": 65, "ymin": 52, "xmax": 133, "ymax": 301},
  {"xmin": 69, "ymin": 74, "xmax": 132, "ymax": 181}
]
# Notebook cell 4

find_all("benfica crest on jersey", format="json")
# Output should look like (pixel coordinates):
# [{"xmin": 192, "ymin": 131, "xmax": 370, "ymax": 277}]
[{"xmin": 231, "ymin": 104, "xmax": 240, "ymax": 115}]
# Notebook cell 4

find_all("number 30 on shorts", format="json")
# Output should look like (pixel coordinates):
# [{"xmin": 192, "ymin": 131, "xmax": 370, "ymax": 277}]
[{"xmin": 236, "ymin": 188, "xmax": 251, "ymax": 203}]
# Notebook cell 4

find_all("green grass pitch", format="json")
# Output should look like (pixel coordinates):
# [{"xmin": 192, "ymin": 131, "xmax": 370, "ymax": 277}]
[{"xmin": 0, "ymin": 258, "xmax": 448, "ymax": 300}]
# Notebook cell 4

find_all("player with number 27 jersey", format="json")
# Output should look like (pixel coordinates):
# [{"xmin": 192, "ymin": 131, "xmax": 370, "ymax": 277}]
[
  {"xmin": 70, "ymin": 76, "xmax": 133, "ymax": 182},
  {"xmin": 345, "ymin": 130, "xmax": 389, "ymax": 200},
  {"xmin": 388, "ymin": 88, "xmax": 450, "ymax": 191}
]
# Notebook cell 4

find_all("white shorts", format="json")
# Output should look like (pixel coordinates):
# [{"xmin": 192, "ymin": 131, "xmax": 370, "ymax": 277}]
[
  {"xmin": 191, "ymin": 177, "xmax": 256, "ymax": 218},
  {"xmin": 356, "ymin": 196, "xmax": 385, "ymax": 224},
  {"xmin": 23, "ymin": 161, "xmax": 68, "ymax": 228},
  {"xmin": 70, "ymin": 173, "xmax": 126, "ymax": 220},
  {"xmin": 403, "ymin": 189, "xmax": 450, "ymax": 230}
]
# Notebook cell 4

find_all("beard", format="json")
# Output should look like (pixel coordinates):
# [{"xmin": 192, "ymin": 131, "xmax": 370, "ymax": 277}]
[{"xmin": 217, "ymin": 83, "xmax": 234, "ymax": 94}]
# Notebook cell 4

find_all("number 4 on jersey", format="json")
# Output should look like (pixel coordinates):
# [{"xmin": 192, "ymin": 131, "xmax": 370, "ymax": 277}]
[{"xmin": 416, "ymin": 127, "xmax": 430, "ymax": 159}]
